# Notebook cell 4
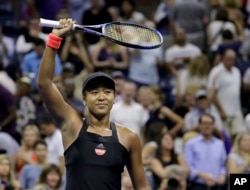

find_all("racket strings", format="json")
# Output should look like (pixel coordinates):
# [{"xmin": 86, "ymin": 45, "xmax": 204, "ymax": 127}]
[{"xmin": 105, "ymin": 24, "xmax": 161, "ymax": 47}]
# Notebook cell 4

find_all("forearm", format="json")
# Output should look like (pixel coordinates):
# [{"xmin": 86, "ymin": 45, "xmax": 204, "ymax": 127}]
[
  {"xmin": 93, "ymin": 60, "xmax": 110, "ymax": 67},
  {"xmin": 37, "ymin": 46, "xmax": 57, "ymax": 85},
  {"xmin": 78, "ymin": 46, "xmax": 94, "ymax": 72},
  {"xmin": 228, "ymin": 163, "xmax": 249, "ymax": 174},
  {"xmin": 60, "ymin": 42, "xmax": 70, "ymax": 61},
  {"xmin": 213, "ymin": 96, "xmax": 224, "ymax": 113},
  {"xmin": 112, "ymin": 61, "xmax": 128, "ymax": 69}
]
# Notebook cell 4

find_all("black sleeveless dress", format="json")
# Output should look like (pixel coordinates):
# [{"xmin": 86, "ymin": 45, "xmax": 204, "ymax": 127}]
[{"xmin": 64, "ymin": 119, "xmax": 129, "ymax": 190}]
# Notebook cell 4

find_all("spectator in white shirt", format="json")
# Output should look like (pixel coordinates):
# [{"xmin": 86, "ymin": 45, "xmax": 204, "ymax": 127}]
[
  {"xmin": 37, "ymin": 113, "xmax": 65, "ymax": 173},
  {"xmin": 165, "ymin": 28, "xmax": 201, "ymax": 87},
  {"xmin": 110, "ymin": 81, "xmax": 148, "ymax": 141},
  {"xmin": 207, "ymin": 49, "xmax": 245, "ymax": 138},
  {"xmin": 15, "ymin": 17, "xmax": 48, "ymax": 56}
]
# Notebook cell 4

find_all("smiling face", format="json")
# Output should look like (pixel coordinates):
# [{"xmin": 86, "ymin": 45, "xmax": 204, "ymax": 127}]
[
  {"xmin": 46, "ymin": 170, "xmax": 61, "ymax": 189},
  {"xmin": 84, "ymin": 85, "xmax": 115, "ymax": 117}
]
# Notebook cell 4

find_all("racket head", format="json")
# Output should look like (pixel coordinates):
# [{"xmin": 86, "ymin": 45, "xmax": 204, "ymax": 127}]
[{"xmin": 102, "ymin": 22, "xmax": 163, "ymax": 49}]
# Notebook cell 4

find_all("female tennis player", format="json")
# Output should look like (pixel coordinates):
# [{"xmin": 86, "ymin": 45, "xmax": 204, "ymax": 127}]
[{"xmin": 37, "ymin": 18, "xmax": 151, "ymax": 190}]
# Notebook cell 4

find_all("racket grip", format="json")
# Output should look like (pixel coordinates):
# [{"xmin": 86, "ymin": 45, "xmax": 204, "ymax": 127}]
[{"xmin": 39, "ymin": 18, "xmax": 76, "ymax": 29}]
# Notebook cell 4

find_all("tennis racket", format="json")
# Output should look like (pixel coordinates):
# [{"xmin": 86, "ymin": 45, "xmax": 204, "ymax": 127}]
[{"xmin": 39, "ymin": 18, "xmax": 163, "ymax": 49}]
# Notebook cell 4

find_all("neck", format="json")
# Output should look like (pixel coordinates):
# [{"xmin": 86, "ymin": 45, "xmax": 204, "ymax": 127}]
[
  {"xmin": 123, "ymin": 99, "xmax": 132, "ymax": 105},
  {"xmin": 203, "ymin": 134, "xmax": 212, "ymax": 141},
  {"xmin": 88, "ymin": 113, "xmax": 110, "ymax": 129},
  {"xmin": 37, "ymin": 159, "xmax": 48, "ymax": 167},
  {"xmin": 198, "ymin": 108, "xmax": 206, "ymax": 113},
  {"xmin": 48, "ymin": 128, "xmax": 56, "ymax": 136}
]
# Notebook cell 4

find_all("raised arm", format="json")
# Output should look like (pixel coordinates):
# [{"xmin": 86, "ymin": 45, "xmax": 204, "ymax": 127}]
[{"xmin": 37, "ymin": 19, "xmax": 80, "ymax": 123}]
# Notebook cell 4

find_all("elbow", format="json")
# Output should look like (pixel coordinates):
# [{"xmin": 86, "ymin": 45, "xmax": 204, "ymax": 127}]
[{"xmin": 37, "ymin": 77, "xmax": 52, "ymax": 89}]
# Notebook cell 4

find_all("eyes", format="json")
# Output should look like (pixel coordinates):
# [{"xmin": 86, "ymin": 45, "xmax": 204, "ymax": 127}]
[{"xmin": 89, "ymin": 89, "xmax": 113, "ymax": 95}]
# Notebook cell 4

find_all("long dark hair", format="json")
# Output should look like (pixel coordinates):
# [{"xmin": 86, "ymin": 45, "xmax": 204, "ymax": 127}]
[
  {"xmin": 155, "ymin": 132, "xmax": 177, "ymax": 164},
  {"xmin": 37, "ymin": 164, "xmax": 62, "ymax": 189},
  {"xmin": 144, "ymin": 121, "xmax": 166, "ymax": 144}
]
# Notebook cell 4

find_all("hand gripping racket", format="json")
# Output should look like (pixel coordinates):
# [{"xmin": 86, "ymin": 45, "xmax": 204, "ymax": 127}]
[{"xmin": 39, "ymin": 18, "xmax": 163, "ymax": 49}]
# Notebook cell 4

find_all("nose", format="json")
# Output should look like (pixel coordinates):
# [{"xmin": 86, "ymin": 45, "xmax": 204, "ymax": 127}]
[{"xmin": 97, "ymin": 91, "xmax": 105, "ymax": 100}]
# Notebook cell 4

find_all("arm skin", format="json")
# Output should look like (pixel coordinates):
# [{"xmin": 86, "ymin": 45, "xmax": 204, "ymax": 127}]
[
  {"xmin": 121, "ymin": 127, "xmax": 151, "ymax": 190},
  {"xmin": 37, "ymin": 19, "xmax": 83, "ymax": 149}
]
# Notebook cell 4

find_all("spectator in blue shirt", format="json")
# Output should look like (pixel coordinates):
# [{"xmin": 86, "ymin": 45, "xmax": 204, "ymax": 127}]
[
  {"xmin": 19, "ymin": 140, "xmax": 48, "ymax": 190},
  {"xmin": 184, "ymin": 113, "xmax": 227, "ymax": 190},
  {"xmin": 21, "ymin": 38, "xmax": 62, "ymax": 89}
]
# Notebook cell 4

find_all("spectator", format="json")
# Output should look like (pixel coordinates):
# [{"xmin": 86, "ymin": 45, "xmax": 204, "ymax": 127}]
[
  {"xmin": 0, "ymin": 155, "xmax": 20, "ymax": 190},
  {"xmin": 16, "ymin": 124, "xmax": 40, "ymax": 176},
  {"xmin": 19, "ymin": 140, "xmax": 48, "ymax": 190},
  {"xmin": 171, "ymin": 0, "xmax": 208, "ymax": 50},
  {"xmin": 110, "ymin": 71, "xmax": 125, "ymax": 103},
  {"xmin": 207, "ymin": 49, "xmax": 244, "ymax": 138},
  {"xmin": 128, "ymin": 20, "xmax": 163, "ymax": 87},
  {"xmin": 15, "ymin": 17, "xmax": 48, "ymax": 56},
  {"xmin": 90, "ymin": 38, "xmax": 129, "ymax": 75},
  {"xmin": 35, "ymin": 0, "xmax": 64, "ymax": 20},
  {"xmin": 223, "ymin": 0, "xmax": 244, "ymax": 39},
  {"xmin": 0, "ymin": 132, "xmax": 19, "ymax": 160},
  {"xmin": 146, "ymin": 85, "xmax": 184, "ymax": 138},
  {"xmin": 37, "ymin": 113, "xmax": 65, "ymax": 173},
  {"xmin": 34, "ymin": 164, "xmax": 63, "ymax": 190},
  {"xmin": 179, "ymin": 54, "xmax": 211, "ymax": 96},
  {"xmin": 60, "ymin": 31, "xmax": 93, "ymax": 75},
  {"xmin": 136, "ymin": 86, "xmax": 152, "ymax": 115},
  {"xmin": 15, "ymin": 77, "xmax": 36, "ymax": 134},
  {"xmin": 142, "ymin": 122, "xmax": 168, "ymax": 166},
  {"xmin": 184, "ymin": 89, "xmax": 223, "ymax": 132},
  {"xmin": 227, "ymin": 133, "xmax": 250, "ymax": 174},
  {"xmin": 120, "ymin": 0, "xmax": 146, "ymax": 24},
  {"xmin": 153, "ymin": 0, "xmax": 175, "ymax": 35},
  {"xmin": 206, "ymin": 8, "xmax": 237, "ymax": 61},
  {"xmin": 110, "ymin": 81, "xmax": 148, "ymax": 140},
  {"xmin": 21, "ymin": 37, "xmax": 62, "ymax": 88},
  {"xmin": 149, "ymin": 132, "xmax": 189, "ymax": 190},
  {"xmin": 81, "ymin": 0, "xmax": 112, "ymax": 45},
  {"xmin": 164, "ymin": 28, "xmax": 201, "ymax": 84},
  {"xmin": 0, "ymin": 84, "xmax": 18, "ymax": 142},
  {"xmin": 184, "ymin": 113, "xmax": 227, "ymax": 190},
  {"xmin": 68, "ymin": 0, "xmax": 91, "ymax": 24},
  {"xmin": 213, "ymin": 29, "xmax": 242, "ymax": 65}
]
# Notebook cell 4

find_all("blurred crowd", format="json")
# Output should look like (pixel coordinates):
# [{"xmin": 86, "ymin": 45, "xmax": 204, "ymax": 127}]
[{"xmin": 1, "ymin": 0, "xmax": 250, "ymax": 190}]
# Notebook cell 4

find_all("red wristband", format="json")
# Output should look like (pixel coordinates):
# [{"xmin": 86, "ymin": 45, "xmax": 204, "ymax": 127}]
[{"xmin": 46, "ymin": 33, "xmax": 63, "ymax": 50}]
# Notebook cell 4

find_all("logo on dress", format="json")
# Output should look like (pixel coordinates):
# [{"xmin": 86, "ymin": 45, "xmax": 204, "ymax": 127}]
[{"xmin": 95, "ymin": 143, "xmax": 106, "ymax": 156}]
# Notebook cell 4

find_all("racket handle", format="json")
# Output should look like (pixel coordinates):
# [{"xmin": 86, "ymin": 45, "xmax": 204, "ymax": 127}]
[{"xmin": 39, "ymin": 18, "xmax": 76, "ymax": 29}]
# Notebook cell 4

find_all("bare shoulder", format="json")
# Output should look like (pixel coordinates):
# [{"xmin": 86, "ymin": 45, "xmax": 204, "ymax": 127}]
[{"xmin": 115, "ymin": 124, "xmax": 140, "ymax": 151}]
